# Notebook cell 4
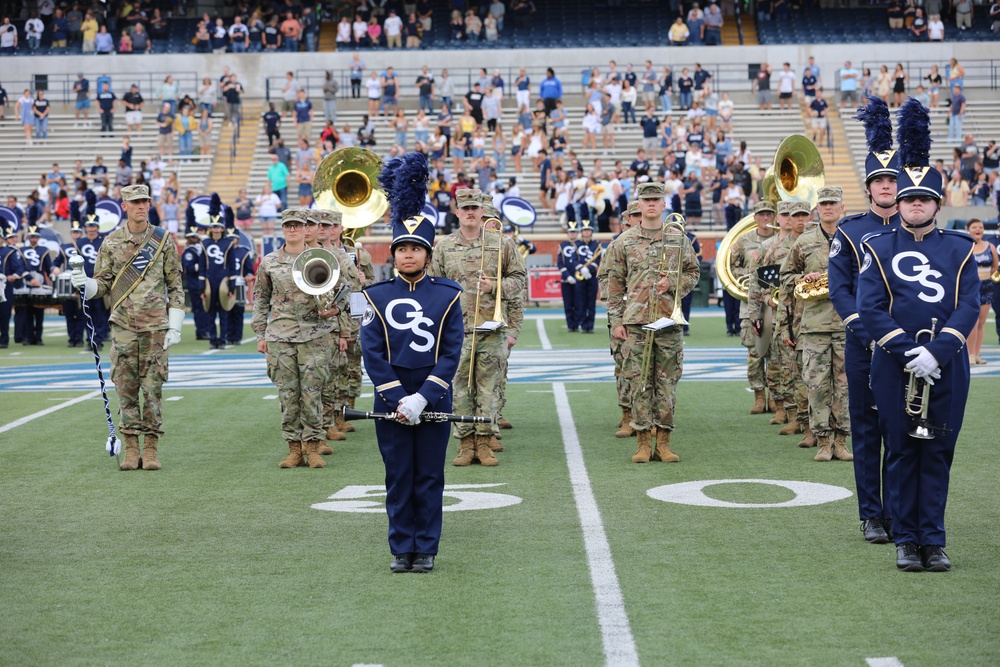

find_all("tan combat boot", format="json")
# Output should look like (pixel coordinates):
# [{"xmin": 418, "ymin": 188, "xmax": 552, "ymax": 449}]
[
  {"xmin": 452, "ymin": 435, "xmax": 476, "ymax": 466},
  {"xmin": 750, "ymin": 389, "xmax": 766, "ymax": 414},
  {"xmin": 832, "ymin": 433, "xmax": 854, "ymax": 461},
  {"xmin": 279, "ymin": 441, "xmax": 304, "ymax": 468},
  {"xmin": 814, "ymin": 434, "xmax": 833, "ymax": 462},
  {"xmin": 337, "ymin": 409, "xmax": 355, "ymax": 433},
  {"xmin": 120, "ymin": 434, "xmax": 141, "ymax": 471},
  {"xmin": 652, "ymin": 430, "xmax": 680, "ymax": 462},
  {"xmin": 141, "ymin": 434, "xmax": 161, "ymax": 470},
  {"xmin": 767, "ymin": 396, "xmax": 777, "ymax": 412},
  {"xmin": 617, "ymin": 413, "xmax": 624, "ymax": 428},
  {"xmin": 498, "ymin": 416, "xmax": 513, "ymax": 429},
  {"xmin": 778, "ymin": 407, "xmax": 801, "ymax": 435},
  {"xmin": 798, "ymin": 425, "xmax": 817, "ymax": 448},
  {"xmin": 326, "ymin": 424, "xmax": 347, "ymax": 442},
  {"xmin": 769, "ymin": 399, "xmax": 787, "ymax": 425},
  {"xmin": 475, "ymin": 435, "xmax": 499, "ymax": 466},
  {"xmin": 304, "ymin": 441, "xmax": 326, "ymax": 468},
  {"xmin": 318, "ymin": 441, "xmax": 334, "ymax": 455},
  {"xmin": 488, "ymin": 434, "xmax": 504, "ymax": 452},
  {"xmin": 631, "ymin": 430, "xmax": 652, "ymax": 463},
  {"xmin": 615, "ymin": 408, "xmax": 635, "ymax": 438}
]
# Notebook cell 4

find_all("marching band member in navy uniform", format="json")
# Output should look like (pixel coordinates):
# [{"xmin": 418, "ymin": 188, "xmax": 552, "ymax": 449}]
[
  {"xmin": 76, "ymin": 196, "xmax": 111, "ymax": 349},
  {"xmin": 16, "ymin": 224, "xmax": 52, "ymax": 345},
  {"xmin": 53, "ymin": 218, "xmax": 86, "ymax": 347},
  {"xmin": 574, "ymin": 219, "xmax": 602, "ymax": 334},
  {"xmin": 200, "ymin": 194, "xmax": 236, "ymax": 349},
  {"xmin": 361, "ymin": 153, "xmax": 464, "ymax": 574},
  {"xmin": 829, "ymin": 96, "xmax": 902, "ymax": 545},
  {"xmin": 181, "ymin": 207, "xmax": 211, "ymax": 341},
  {"xmin": 0, "ymin": 225, "xmax": 26, "ymax": 348},
  {"xmin": 557, "ymin": 219, "xmax": 581, "ymax": 332},
  {"xmin": 225, "ymin": 211, "xmax": 253, "ymax": 346},
  {"xmin": 857, "ymin": 98, "xmax": 980, "ymax": 573}
]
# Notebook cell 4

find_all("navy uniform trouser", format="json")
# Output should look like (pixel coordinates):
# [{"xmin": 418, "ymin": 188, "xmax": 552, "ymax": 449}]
[
  {"xmin": 206, "ymin": 289, "xmax": 229, "ymax": 344},
  {"xmin": 723, "ymin": 292, "xmax": 740, "ymax": 334},
  {"xmin": 15, "ymin": 305, "xmax": 44, "ymax": 343},
  {"xmin": 561, "ymin": 281, "xmax": 580, "ymax": 331},
  {"xmin": 0, "ymin": 286, "xmax": 13, "ymax": 344},
  {"xmin": 373, "ymin": 366, "xmax": 450, "ymax": 556},
  {"xmin": 226, "ymin": 304, "xmax": 245, "ymax": 343},
  {"xmin": 62, "ymin": 298, "xmax": 85, "ymax": 343},
  {"xmin": 573, "ymin": 277, "xmax": 598, "ymax": 332},
  {"xmin": 871, "ymin": 348, "xmax": 967, "ymax": 547},
  {"xmin": 85, "ymin": 297, "xmax": 110, "ymax": 345},
  {"xmin": 189, "ymin": 288, "xmax": 212, "ymax": 339},
  {"xmin": 845, "ymin": 331, "xmax": 891, "ymax": 522}
]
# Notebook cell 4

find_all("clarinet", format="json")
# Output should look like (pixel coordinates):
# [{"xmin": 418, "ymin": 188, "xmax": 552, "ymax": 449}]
[{"xmin": 343, "ymin": 407, "xmax": 491, "ymax": 424}]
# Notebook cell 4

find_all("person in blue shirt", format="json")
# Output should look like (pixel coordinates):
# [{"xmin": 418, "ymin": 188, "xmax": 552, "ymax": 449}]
[
  {"xmin": 857, "ymin": 98, "xmax": 980, "ymax": 573},
  {"xmin": 538, "ymin": 67, "xmax": 562, "ymax": 115},
  {"xmin": 361, "ymin": 153, "xmax": 464, "ymax": 574}
]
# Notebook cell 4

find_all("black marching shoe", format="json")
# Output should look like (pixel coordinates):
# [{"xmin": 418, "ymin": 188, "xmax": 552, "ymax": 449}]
[
  {"xmin": 920, "ymin": 546, "xmax": 951, "ymax": 572},
  {"xmin": 861, "ymin": 518, "xmax": 891, "ymax": 544},
  {"xmin": 896, "ymin": 543, "xmax": 925, "ymax": 572},
  {"xmin": 410, "ymin": 554, "xmax": 435, "ymax": 573},
  {"xmin": 390, "ymin": 553, "xmax": 414, "ymax": 573}
]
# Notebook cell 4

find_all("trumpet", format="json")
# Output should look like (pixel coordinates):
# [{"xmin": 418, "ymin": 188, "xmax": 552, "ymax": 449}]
[
  {"xmin": 905, "ymin": 318, "xmax": 938, "ymax": 440},
  {"xmin": 639, "ymin": 214, "xmax": 688, "ymax": 391},
  {"xmin": 468, "ymin": 223, "xmax": 506, "ymax": 388},
  {"xmin": 292, "ymin": 247, "xmax": 349, "ymax": 313}
]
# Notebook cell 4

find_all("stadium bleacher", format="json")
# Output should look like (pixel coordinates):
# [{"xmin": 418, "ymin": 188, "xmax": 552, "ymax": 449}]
[{"xmin": 756, "ymin": 6, "xmax": 998, "ymax": 44}]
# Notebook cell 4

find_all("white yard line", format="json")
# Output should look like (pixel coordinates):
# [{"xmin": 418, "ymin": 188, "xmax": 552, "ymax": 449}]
[
  {"xmin": 536, "ymin": 317, "xmax": 552, "ymax": 351},
  {"xmin": 0, "ymin": 390, "xmax": 100, "ymax": 435},
  {"xmin": 867, "ymin": 659, "xmax": 904, "ymax": 667},
  {"xmin": 553, "ymin": 382, "xmax": 639, "ymax": 667}
]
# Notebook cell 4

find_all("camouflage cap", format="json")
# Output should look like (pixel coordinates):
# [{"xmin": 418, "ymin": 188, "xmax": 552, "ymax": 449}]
[
  {"xmin": 281, "ymin": 208, "xmax": 310, "ymax": 225},
  {"xmin": 483, "ymin": 203, "xmax": 501, "ymax": 221},
  {"xmin": 753, "ymin": 200, "xmax": 776, "ymax": 214},
  {"xmin": 775, "ymin": 200, "xmax": 794, "ymax": 215},
  {"xmin": 626, "ymin": 201, "xmax": 640, "ymax": 216},
  {"xmin": 636, "ymin": 182, "xmax": 665, "ymax": 199},
  {"xmin": 455, "ymin": 188, "xmax": 484, "ymax": 208},
  {"xmin": 120, "ymin": 184, "xmax": 151, "ymax": 202},
  {"xmin": 788, "ymin": 200, "xmax": 812, "ymax": 215},
  {"xmin": 816, "ymin": 186, "xmax": 843, "ymax": 204},
  {"xmin": 308, "ymin": 209, "xmax": 342, "ymax": 226}
]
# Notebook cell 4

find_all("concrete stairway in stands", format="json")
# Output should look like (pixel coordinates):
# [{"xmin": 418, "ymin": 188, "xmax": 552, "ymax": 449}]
[{"xmin": 203, "ymin": 102, "xmax": 262, "ymax": 203}]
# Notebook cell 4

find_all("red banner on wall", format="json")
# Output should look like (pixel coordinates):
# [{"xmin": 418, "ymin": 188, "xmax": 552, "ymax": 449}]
[{"xmin": 528, "ymin": 268, "xmax": 564, "ymax": 301}]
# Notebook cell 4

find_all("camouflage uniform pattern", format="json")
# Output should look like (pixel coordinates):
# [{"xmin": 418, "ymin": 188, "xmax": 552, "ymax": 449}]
[
  {"xmin": 496, "ymin": 279, "xmax": 525, "ymax": 428},
  {"xmin": 781, "ymin": 225, "xmax": 849, "ymax": 436},
  {"xmin": 91, "ymin": 223, "xmax": 184, "ymax": 436},
  {"xmin": 430, "ymin": 229, "xmax": 526, "ymax": 437},
  {"xmin": 344, "ymin": 244, "xmax": 374, "ymax": 400},
  {"xmin": 598, "ymin": 233, "xmax": 628, "ymax": 409},
  {"xmin": 605, "ymin": 224, "xmax": 700, "ymax": 431},
  {"xmin": 253, "ymin": 247, "xmax": 337, "ymax": 441},
  {"xmin": 321, "ymin": 243, "xmax": 360, "ymax": 422},
  {"xmin": 730, "ymin": 227, "xmax": 777, "ymax": 390},
  {"xmin": 748, "ymin": 233, "xmax": 797, "ymax": 401}
]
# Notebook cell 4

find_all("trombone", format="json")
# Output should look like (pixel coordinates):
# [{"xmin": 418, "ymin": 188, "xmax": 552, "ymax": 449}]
[
  {"xmin": 905, "ymin": 318, "xmax": 938, "ymax": 440},
  {"xmin": 468, "ymin": 221, "xmax": 506, "ymax": 388},
  {"xmin": 639, "ymin": 213, "xmax": 688, "ymax": 391}
]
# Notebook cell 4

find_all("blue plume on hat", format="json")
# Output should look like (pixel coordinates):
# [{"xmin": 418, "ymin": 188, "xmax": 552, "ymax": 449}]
[
  {"xmin": 209, "ymin": 193, "xmax": 224, "ymax": 225},
  {"xmin": 148, "ymin": 203, "xmax": 161, "ymax": 227},
  {"xmin": 185, "ymin": 201, "xmax": 196, "ymax": 232},
  {"xmin": 225, "ymin": 204, "xmax": 236, "ymax": 235},
  {"xmin": 85, "ymin": 189, "xmax": 98, "ymax": 222},
  {"xmin": 896, "ymin": 97, "xmax": 932, "ymax": 169},
  {"xmin": 70, "ymin": 199, "xmax": 81, "ymax": 225},
  {"xmin": 853, "ymin": 97, "xmax": 893, "ymax": 154},
  {"xmin": 28, "ymin": 203, "xmax": 38, "ymax": 226},
  {"xmin": 379, "ymin": 152, "xmax": 429, "ymax": 227}
]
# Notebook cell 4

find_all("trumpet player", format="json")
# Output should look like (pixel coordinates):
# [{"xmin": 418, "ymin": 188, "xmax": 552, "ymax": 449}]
[
  {"xmin": 430, "ymin": 189, "xmax": 526, "ymax": 467},
  {"xmin": 605, "ymin": 182, "xmax": 700, "ymax": 463},
  {"xmin": 780, "ymin": 191, "xmax": 853, "ymax": 463},
  {"xmin": 857, "ymin": 98, "xmax": 980, "ymax": 573}
]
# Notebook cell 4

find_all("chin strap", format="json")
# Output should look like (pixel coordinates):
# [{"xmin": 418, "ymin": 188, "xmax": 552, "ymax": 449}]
[{"xmin": 905, "ymin": 218, "xmax": 936, "ymax": 230}]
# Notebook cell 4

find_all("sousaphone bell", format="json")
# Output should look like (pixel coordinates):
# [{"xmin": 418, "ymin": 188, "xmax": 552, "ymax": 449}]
[{"xmin": 313, "ymin": 147, "xmax": 389, "ymax": 247}]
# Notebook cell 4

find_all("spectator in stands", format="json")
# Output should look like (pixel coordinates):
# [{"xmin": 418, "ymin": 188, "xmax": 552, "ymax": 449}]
[
  {"xmin": 210, "ymin": 18, "xmax": 229, "ymax": 53},
  {"xmin": 223, "ymin": 74, "xmax": 243, "ymax": 125},
  {"xmin": 365, "ymin": 72, "xmax": 382, "ymax": 119},
  {"xmin": 296, "ymin": 158, "xmax": 313, "ymax": 206},
  {"xmin": 704, "ymin": 2, "xmax": 723, "ymax": 45},
  {"xmin": 336, "ymin": 15, "xmax": 351, "ymax": 47},
  {"xmin": 158, "ymin": 76, "xmax": 179, "ymax": 115},
  {"xmin": 875, "ymin": 65, "xmax": 891, "ymax": 104},
  {"xmin": 686, "ymin": 3, "xmax": 705, "ymax": 45},
  {"xmin": 280, "ymin": 72, "xmax": 299, "ymax": 121},
  {"xmin": 94, "ymin": 23, "xmax": 113, "ymax": 54},
  {"xmin": 887, "ymin": 0, "xmax": 904, "ymax": 28},
  {"xmin": 838, "ymin": 60, "xmax": 859, "ymax": 109},
  {"xmin": 382, "ymin": 67, "xmax": 400, "ymax": 118},
  {"xmin": 776, "ymin": 62, "xmax": 795, "ymax": 110},
  {"xmin": 465, "ymin": 82, "xmax": 485, "ymax": 127},
  {"xmin": 49, "ymin": 8, "xmax": 69, "ymax": 50},
  {"xmin": 229, "ymin": 16, "xmax": 250, "ymax": 52},
  {"xmin": 914, "ymin": 84, "xmax": 931, "ymax": 109},
  {"xmin": 198, "ymin": 109, "xmax": 213, "ymax": 155},
  {"xmin": 198, "ymin": 78, "xmax": 216, "ymax": 116},
  {"xmin": 280, "ymin": 11, "xmax": 300, "ymax": 52},
  {"xmin": 484, "ymin": 13, "xmax": 498, "ymax": 41},
  {"xmin": 1, "ymin": 17, "xmax": 18, "ymax": 54},
  {"xmin": 910, "ymin": 7, "xmax": 928, "ymax": 40},
  {"xmin": 924, "ymin": 65, "xmax": 943, "ymax": 108},
  {"xmin": 300, "ymin": 7, "xmax": 318, "ymax": 52},
  {"xmin": 131, "ymin": 22, "xmax": 152, "ymax": 53},
  {"xmin": 193, "ymin": 19, "xmax": 210, "ymax": 53},
  {"xmin": 947, "ymin": 58, "xmax": 965, "ymax": 92},
  {"xmin": 263, "ymin": 16, "xmax": 281, "ymax": 50},
  {"xmin": 404, "ymin": 12, "xmax": 423, "ymax": 47},
  {"xmin": 25, "ymin": 13, "xmax": 42, "ymax": 51},
  {"xmin": 954, "ymin": 0, "xmax": 973, "ymax": 30},
  {"xmin": 118, "ymin": 28, "xmax": 132, "ymax": 53},
  {"xmin": 67, "ymin": 4, "xmax": 83, "ymax": 42},
  {"xmin": 80, "ymin": 11, "xmax": 99, "ymax": 53},
  {"xmin": 267, "ymin": 153, "xmax": 290, "ymax": 210},
  {"xmin": 892, "ymin": 63, "xmax": 909, "ymax": 108},
  {"xmin": 810, "ymin": 88, "xmax": 829, "ymax": 146},
  {"xmin": 948, "ymin": 85, "xmax": 966, "ymax": 142},
  {"xmin": 293, "ymin": 89, "xmax": 312, "ymax": 140},
  {"xmin": 539, "ymin": 69, "xmax": 562, "ymax": 116},
  {"xmin": 255, "ymin": 183, "xmax": 280, "ymax": 235},
  {"xmin": 669, "ymin": 17, "xmax": 689, "ymax": 46},
  {"xmin": 946, "ymin": 170, "xmax": 970, "ymax": 206},
  {"xmin": 753, "ymin": 63, "xmax": 771, "ymax": 110},
  {"xmin": 123, "ymin": 83, "xmax": 144, "ymax": 132},
  {"xmin": 149, "ymin": 8, "xmax": 168, "ymax": 40},
  {"xmin": 465, "ymin": 10, "xmax": 482, "ymax": 40},
  {"xmin": 156, "ymin": 102, "xmax": 174, "ymax": 157},
  {"xmin": 384, "ymin": 9, "xmax": 403, "ymax": 47},
  {"xmin": 927, "ymin": 13, "xmax": 945, "ymax": 41},
  {"xmin": 262, "ymin": 103, "xmax": 281, "ymax": 148},
  {"xmin": 322, "ymin": 71, "xmax": 339, "ymax": 125},
  {"xmin": 581, "ymin": 104, "xmax": 599, "ymax": 150}
]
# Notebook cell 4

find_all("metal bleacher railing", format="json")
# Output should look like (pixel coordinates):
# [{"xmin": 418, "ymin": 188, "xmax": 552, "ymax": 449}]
[
  {"xmin": 851, "ymin": 59, "xmax": 1000, "ymax": 92},
  {"xmin": 2, "ymin": 72, "xmax": 202, "ymax": 106}
]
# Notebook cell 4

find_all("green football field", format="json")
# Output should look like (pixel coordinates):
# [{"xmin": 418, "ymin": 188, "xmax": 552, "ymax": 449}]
[{"xmin": 1, "ymin": 311, "xmax": 998, "ymax": 666}]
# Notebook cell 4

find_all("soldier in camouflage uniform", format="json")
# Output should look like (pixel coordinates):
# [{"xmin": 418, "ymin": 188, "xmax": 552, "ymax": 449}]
[
  {"xmin": 70, "ymin": 184, "xmax": 185, "ymax": 471},
  {"xmin": 777, "ymin": 204, "xmax": 814, "ymax": 445},
  {"xmin": 605, "ymin": 182, "xmax": 700, "ymax": 463},
  {"xmin": 485, "ymin": 203, "xmax": 523, "ymax": 438},
  {"xmin": 730, "ymin": 200, "xmax": 777, "ymax": 414},
  {"xmin": 345, "ymin": 240, "xmax": 375, "ymax": 417},
  {"xmin": 780, "ymin": 190, "xmax": 853, "ymax": 462},
  {"xmin": 429, "ymin": 189, "xmax": 526, "ymax": 467},
  {"xmin": 309, "ymin": 209, "xmax": 358, "ymax": 450},
  {"xmin": 598, "ymin": 200, "xmax": 641, "ymax": 437},
  {"xmin": 253, "ymin": 209, "xmax": 340, "ymax": 469}
]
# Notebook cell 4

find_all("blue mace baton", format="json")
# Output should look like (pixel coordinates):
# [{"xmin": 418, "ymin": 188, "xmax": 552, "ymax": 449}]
[{"xmin": 69, "ymin": 256, "xmax": 121, "ymax": 464}]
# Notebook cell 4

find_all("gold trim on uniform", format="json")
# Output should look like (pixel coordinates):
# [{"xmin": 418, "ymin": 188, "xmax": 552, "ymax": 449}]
[
  {"xmin": 940, "ymin": 327, "xmax": 967, "ymax": 345},
  {"xmin": 877, "ymin": 329, "xmax": 905, "ymax": 347},
  {"xmin": 843, "ymin": 313, "xmax": 860, "ymax": 324},
  {"xmin": 427, "ymin": 375, "xmax": 449, "ymax": 389},
  {"xmin": 376, "ymin": 380, "xmax": 402, "ymax": 392}
]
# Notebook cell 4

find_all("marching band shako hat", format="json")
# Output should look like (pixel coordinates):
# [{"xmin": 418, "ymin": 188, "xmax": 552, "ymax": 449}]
[
  {"xmin": 853, "ymin": 96, "xmax": 900, "ymax": 184},
  {"xmin": 184, "ymin": 203, "xmax": 201, "ymax": 237},
  {"xmin": 895, "ymin": 97, "xmax": 944, "ymax": 201},
  {"xmin": 27, "ymin": 225, "xmax": 41, "ymax": 237},
  {"xmin": 566, "ymin": 218, "xmax": 579, "ymax": 232},
  {"xmin": 379, "ymin": 152, "xmax": 435, "ymax": 252},
  {"xmin": 70, "ymin": 199, "xmax": 82, "ymax": 231},
  {"xmin": 84, "ymin": 190, "xmax": 100, "ymax": 226},
  {"xmin": 208, "ymin": 193, "xmax": 226, "ymax": 227},
  {"xmin": 580, "ymin": 218, "xmax": 594, "ymax": 232},
  {"xmin": 3, "ymin": 225, "xmax": 16, "ymax": 239}
]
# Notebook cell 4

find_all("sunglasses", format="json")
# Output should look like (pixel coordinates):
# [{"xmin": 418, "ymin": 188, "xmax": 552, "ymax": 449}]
[{"xmin": 282, "ymin": 222, "xmax": 305, "ymax": 229}]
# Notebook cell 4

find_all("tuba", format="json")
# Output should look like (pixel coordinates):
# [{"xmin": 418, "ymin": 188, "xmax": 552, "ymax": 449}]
[
  {"xmin": 292, "ymin": 247, "xmax": 349, "ymax": 313},
  {"xmin": 716, "ymin": 135, "xmax": 825, "ymax": 302},
  {"xmin": 313, "ymin": 147, "xmax": 389, "ymax": 247}
]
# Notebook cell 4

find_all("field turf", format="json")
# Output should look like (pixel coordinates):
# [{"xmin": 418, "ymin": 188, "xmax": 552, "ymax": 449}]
[{"xmin": 1, "ymin": 311, "xmax": 998, "ymax": 666}]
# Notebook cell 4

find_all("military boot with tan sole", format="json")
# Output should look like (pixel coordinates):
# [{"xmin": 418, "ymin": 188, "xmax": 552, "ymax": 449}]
[
  {"xmin": 814, "ymin": 434, "xmax": 834, "ymax": 462},
  {"xmin": 141, "ymin": 434, "xmax": 161, "ymax": 470},
  {"xmin": 120, "ymin": 434, "xmax": 141, "ymax": 471},
  {"xmin": 769, "ymin": 400, "xmax": 787, "ymax": 425},
  {"xmin": 498, "ymin": 416, "xmax": 512, "ymax": 429},
  {"xmin": 326, "ymin": 424, "xmax": 347, "ymax": 442},
  {"xmin": 337, "ymin": 411, "xmax": 355, "ymax": 433},
  {"xmin": 488, "ymin": 435, "xmax": 504, "ymax": 452},
  {"xmin": 476, "ymin": 436, "xmax": 499, "ymax": 466},
  {"xmin": 632, "ymin": 430, "xmax": 652, "ymax": 463},
  {"xmin": 452, "ymin": 435, "xmax": 476, "ymax": 466},
  {"xmin": 832, "ymin": 433, "xmax": 854, "ymax": 461},
  {"xmin": 778, "ymin": 407, "xmax": 801, "ymax": 435},
  {"xmin": 750, "ymin": 389, "xmax": 766, "ymax": 414},
  {"xmin": 616, "ymin": 408, "xmax": 635, "ymax": 438},
  {"xmin": 798, "ymin": 426, "xmax": 817, "ymax": 448},
  {"xmin": 304, "ymin": 441, "xmax": 327, "ymax": 468},
  {"xmin": 652, "ymin": 430, "xmax": 680, "ymax": 462},
  {"xmin": 280, "ymin": 441, "xmax": 304, "ymax": 468}
]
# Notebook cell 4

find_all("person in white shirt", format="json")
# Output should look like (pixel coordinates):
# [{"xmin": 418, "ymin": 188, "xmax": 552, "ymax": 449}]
[
  {"xmin": 25, "ymin": 15, "xmax": 44, "ymax": 51},
  {"xmin": 384, "ymin": 9, "xmax": 403, "ymax": 48},
  {"xmin": 0, "ymin": 19, "xmax": 17, "ymax": 53},
  {"xmin": 336, "ymin": 16, "xmax": 351, "ymax": 44},
  {"xmin": 365, "ymin": 72, "xmax": 382, "ymax": 118},
  {"xmin": 228, "ymin": 16, "xmax": 250, "ymax": 52},
  {"xmin": 778, "ymin": 62, "xmax": 796, "ymax": 110},
  {"xmin": 280, "ymin": 72, "xmax": 300, "ymax": 120},
  {"xmin": 717, "ymin": 91, "xmax": 735, "ymax": 133},
  {"xmin": 927, "ymin": 14, "xmax": 945, "ymax": 41},
  {"xmin": 352, "ymin": 16, "xmax": 368, "ymax": 45},
  {"xmin": 254, "ymin": 183, "xmax": 281, "ymax": 237}
]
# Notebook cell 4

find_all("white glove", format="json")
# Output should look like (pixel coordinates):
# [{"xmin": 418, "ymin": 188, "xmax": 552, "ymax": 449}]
[
  {"xmin": 565, "ymin": 275, "xmax": 577, "ymax": 285},
  {"xmin": 397, "ymin": 393, "xmax": 429, "ymax": 425},
  {"xmin": 164, "ymin": 308, "xmax": 185, "ymax": 349},
  {"xmin": 70, "ymin": 267, "xmax": 99, "ymax": 299},
  {"xmin": 580, "ymin": 266, "xmax": 593, "ymax": 280},
  {"xmin": 904, "ymin": 346, "xmax": 941, "ymax": 382}
]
